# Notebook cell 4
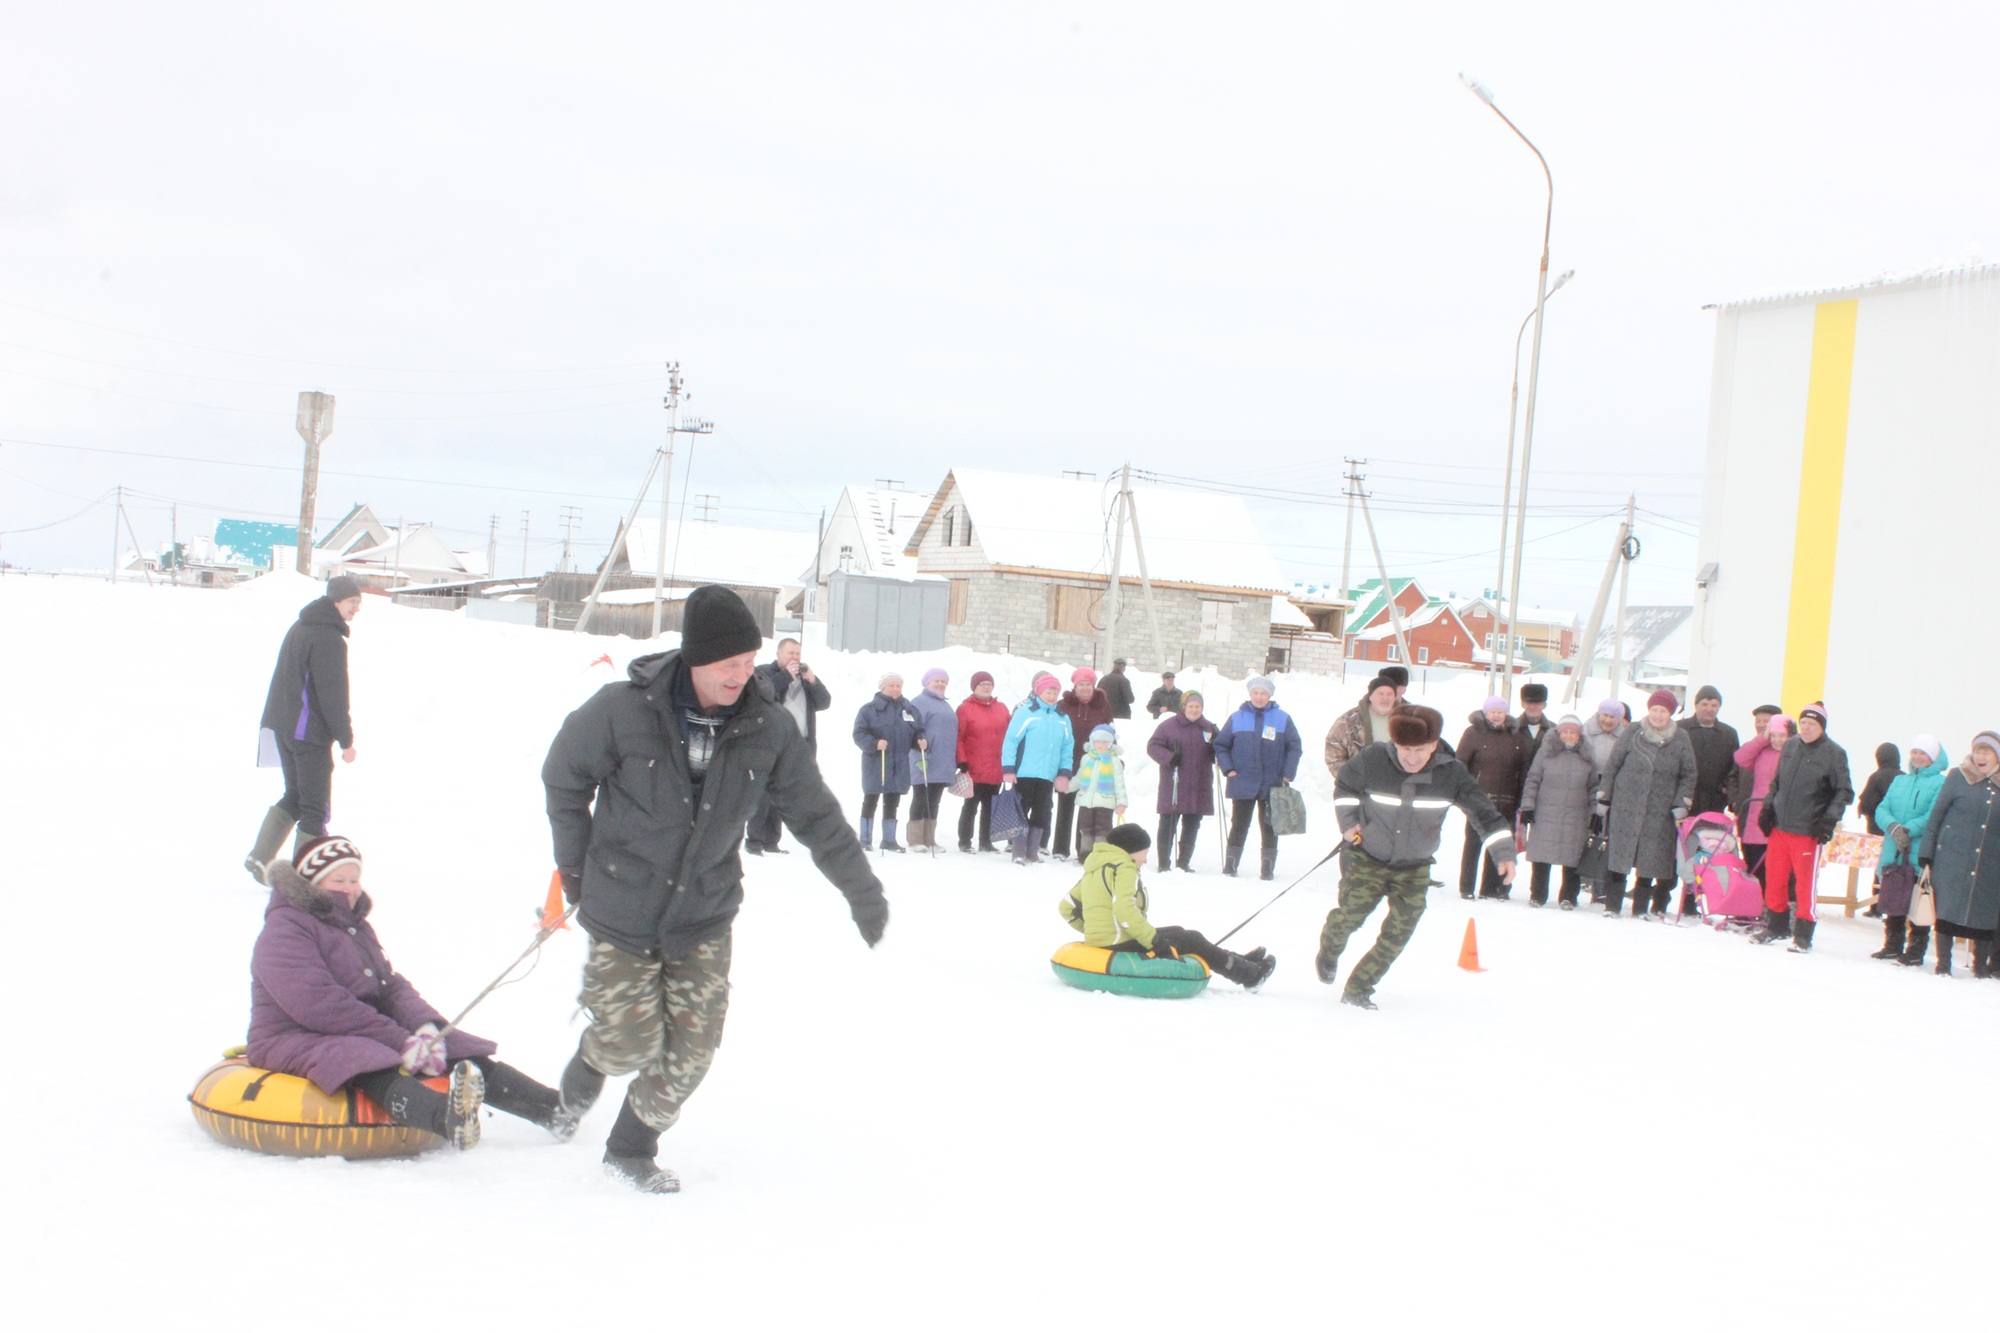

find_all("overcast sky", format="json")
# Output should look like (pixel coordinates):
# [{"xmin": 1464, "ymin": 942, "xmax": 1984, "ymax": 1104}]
[{"xmin": 3, "ymin": 3, "xmax": 1994, "ymax": 614}]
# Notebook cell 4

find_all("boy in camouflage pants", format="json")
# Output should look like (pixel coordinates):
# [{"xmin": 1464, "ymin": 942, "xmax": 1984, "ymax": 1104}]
[{"xmin": 1318, "ymin": 704, "xmax": 1516, "ymax": 1009}]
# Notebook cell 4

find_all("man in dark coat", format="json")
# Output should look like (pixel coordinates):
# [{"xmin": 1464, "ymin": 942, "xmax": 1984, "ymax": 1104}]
[
  {"xmin": 1677, "ymin": 684, "xmax": 1742, "ymax": 816},
  {"xmin": 1100, "ymin": 659, "xmax": 1136, "ymax": 720},
  {"xmin": 246, "ymin": 575, "xmax": 363, "ymax": 883},
  {"xmin": 1319, "ymin": 704, "xmax": 1516, "ymax": 1009},
  {"xmin": 542, "ymin": 585, "xmax": 888, "ymax": 1193},
  {"xmin": 744, "ymin": 636, "xmax": 831, "ymax": 855},
  {"xmin": 1753, "ymin": 702, "xmax": 1853, "ymax": 952},
  {"xmin": 1145, "ymin": 670, "xmax": 1185, "ymax": 720}
]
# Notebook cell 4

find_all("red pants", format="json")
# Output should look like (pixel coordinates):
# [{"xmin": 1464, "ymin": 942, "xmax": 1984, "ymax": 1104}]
[{"xmin": 1762, "ymin": 828, "xmax": 1820, "ymax": 922}]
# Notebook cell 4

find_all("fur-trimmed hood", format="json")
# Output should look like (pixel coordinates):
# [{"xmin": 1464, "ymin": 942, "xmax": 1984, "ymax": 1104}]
[{"xmin": 266, "ymin": 859, "xmax": 372, "ymax": 922}]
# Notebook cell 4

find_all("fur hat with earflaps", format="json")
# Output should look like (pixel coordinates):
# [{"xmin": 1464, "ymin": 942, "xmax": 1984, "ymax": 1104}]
[{"xmin": 1388, "ymin": 704, "xmax": 1443, "ymax": 747}]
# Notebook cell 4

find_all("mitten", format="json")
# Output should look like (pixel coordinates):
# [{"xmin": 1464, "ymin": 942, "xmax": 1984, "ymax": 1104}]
[
  {"xmin": 852, "ymin": 898, "xmax": 889, "ymax": 948},
  {"xmin": 400, "ymin": 1023, "xmax": 448, "ymax": 1078},
  {"xmin": 1757, "ymin": 803, "xmax": 1777, "ymax": 836},
  {"xmin": 1054, "ymin": 775, "xmax": 1071, "ymax": 794},
  {"xmin": 1890, "ymin": 824, "xmax": 1912, "ymax": 854}
]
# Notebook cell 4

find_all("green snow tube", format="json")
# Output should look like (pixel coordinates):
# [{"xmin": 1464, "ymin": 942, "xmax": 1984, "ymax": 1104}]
[{"xmin": 1050, "ymin": 942, "xmax": 1211, "ymax": 999}]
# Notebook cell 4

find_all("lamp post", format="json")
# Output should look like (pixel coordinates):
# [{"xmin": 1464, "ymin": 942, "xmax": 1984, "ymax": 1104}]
[
  {"xmin": 1461, "ymin": 72, "xmax": 1554, "ymax": 688},
  {"xmin": 1486, "ymin": 268, "xmax": 1573, "ymax": 690}
]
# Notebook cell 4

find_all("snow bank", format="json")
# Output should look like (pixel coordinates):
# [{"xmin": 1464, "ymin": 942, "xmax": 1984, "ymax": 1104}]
[{"xmin": 1, "ymin": 572, "xmax": 1993, "ymax": 1329}]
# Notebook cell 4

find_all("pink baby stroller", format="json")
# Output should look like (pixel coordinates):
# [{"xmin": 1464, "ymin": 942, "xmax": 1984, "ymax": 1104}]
[{"xmin": 1676, "ymin": 812, "xmax": 1760, "ymax": 930}]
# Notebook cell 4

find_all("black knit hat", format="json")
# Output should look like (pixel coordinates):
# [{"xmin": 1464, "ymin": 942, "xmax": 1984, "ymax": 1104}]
[
  {"xmin": 679, "ymin": 585, "xmax": 762, "ymax": 666},
  {"xmin": 326, "ymin": 575, "xmax": 362, "ymax": 601},
  {"xmin": 1519, "ymin": 683, "xmax": 1548, "ymax": 704},
  {"xmin": 1366, "ymin": 675, "xmax": 1397, "ymax": 695},
  {"xmin": 1380, "ymin": 666, "xmax": 1410, "ymax": 688},
  {"xmin": 1105, "ymin": 824, "xmax": 1152, "ymax": 854}
]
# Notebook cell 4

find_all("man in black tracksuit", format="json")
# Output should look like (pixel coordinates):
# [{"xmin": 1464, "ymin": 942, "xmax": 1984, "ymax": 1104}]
[
  {"xmin": 542, "ymin": 586, "xmax": 887, "ymax": 1193},
  {"xmin": 744, "ymin": 636, "xmax": 832, "ymax": 855},
  {"xmin": 1317, "ymin": 704, "xmax": 1516, "ymax": 1009},
  {"xmin": 246, "ymin": 575, "xmax": 363, "ymax": 882}
]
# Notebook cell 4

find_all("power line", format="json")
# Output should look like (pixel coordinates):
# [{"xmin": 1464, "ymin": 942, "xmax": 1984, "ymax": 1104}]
[{"xmin": 0, "ymin": 365, "xmax": 658, "ymax": 420}]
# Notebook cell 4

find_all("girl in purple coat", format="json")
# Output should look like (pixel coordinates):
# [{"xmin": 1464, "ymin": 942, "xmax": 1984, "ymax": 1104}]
[
  {"xmin": 1146, "ymin": 692, "xmax": 1220, "ymax": 873},
  {"xmin": 248, "ymin": 836, "xmax": 566, "ymax": 1150}
]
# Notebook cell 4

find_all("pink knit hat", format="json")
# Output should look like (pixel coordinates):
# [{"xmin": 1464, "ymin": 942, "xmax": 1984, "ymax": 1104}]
[
  {"xmin": 1071, "ymin": 667, "xmax": 1097, "ymax": 685},
  {"xmin": 1032, "ymin": 673, "xmax": 1060, "ymax": 694}
]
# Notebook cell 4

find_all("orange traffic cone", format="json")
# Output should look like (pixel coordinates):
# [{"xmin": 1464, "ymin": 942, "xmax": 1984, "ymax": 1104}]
[
  {"xmin": 539, "ymin": 869, "xmax": 572, "ymax": 933},
  {"xmin": 1457, "ymin": 917, "xmax": 1485, "ymax": 972}
]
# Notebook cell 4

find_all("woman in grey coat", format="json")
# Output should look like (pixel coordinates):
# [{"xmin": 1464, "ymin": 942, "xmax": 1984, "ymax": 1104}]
[
  {"xmin": 1518, "ymin": 715, "xmax": 1595, "ymax": 909},
  {"xmin": 1916, "ymin": 730, "xmax": 2000, "ymax": 977},
  {"xmin": 1596, "ymin": 690, "xmax": 1697, "ymax": 920}
]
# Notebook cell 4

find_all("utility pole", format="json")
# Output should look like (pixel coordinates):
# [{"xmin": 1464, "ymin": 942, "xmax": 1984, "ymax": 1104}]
[
  {"xmin": 170, "ymin": 502, "xmax": 179, "ymax": 587},
  {"xmin": 651, "ymin": 363, "xmax": 715, "ymax": 638},
  {"xmin": 294, "ymin": 392, "xmax": 335, "ymax": 576},
  {"xmin": 486, "ymin": 514, "xmax": 499, "ymax": 580},
  {"xmin": 1357, "ymin": 485, "xmax": 1412, "ymax": 671},
  {"xmin": 393, "ymin": 515, "xmax": 405, "ymax": 589},
  {"xmin": 1565, "ymin": 505, "xmax": 1632, "ymax": 705},
  {"xmin": 692, "ymin": 494, "xmax": 719, "ymax": 525},
  {"xmin": 1099, "ymin": 466, "xmax": 1130, "ymax": 671},
  {"xmin": 1610, "ymin": 494, "xmax": 1637, "ymax": 694},
  {"xmin": 1337, "ymin": 457, "xmax": 1364, "ymax": 679},
  {"xmin": 558, "ymin": 506, "xmax": 582, "ymax": 574},
  {"xmin": 108, "ymin": 484, "xmax": 121, "ymax": 583},
  {"xmin": 1118, "ymin": 468, "xmax": 1170, "ymax": 672},
  {"xmin": 519, "ymin": 510, "xmax": 532, "ymax": 579}
]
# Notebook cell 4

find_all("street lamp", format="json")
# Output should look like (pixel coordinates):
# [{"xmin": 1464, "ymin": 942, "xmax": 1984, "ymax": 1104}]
[
  {"xmin": 1461, "ymin": 72, "xmax": 1555, "ymax": 689},
  {"xmin": 1487, "ymin": 268, "xmax": 1574, "ymax": 689}
]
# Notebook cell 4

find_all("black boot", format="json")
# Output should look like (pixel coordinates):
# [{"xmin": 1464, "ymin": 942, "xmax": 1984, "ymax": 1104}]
[
  {"xmin": 1872, "ymin": 916, "xmax": 1908, "ymax": 960},
  {"xmin": 1899, "ymin": 925, "xmax": 1931, "ymax": 966},
  {"xmin": 1340, "ymin": 989, "xmax": 1378, "ymax": 1010},
  {"xmin": 1975, "ymin": 938, "xmax": 1999, "ymax": 980},
  {"xmin": 1223, "ymin": 841, "xmax": 1245, "ymax": 877},
  {"xmin": 1219, "ymin": 949, "xmax": 1278, "ymax": 990},
  {"xmin": 1788, "ymin": 919, "xmax": 1816, "ymax": 953},
  {"xmin": 1315, "ymin": 946, "xmax": 1340, "ymax": 984},
  {"xmin": 554, "ymin": 1046, "xmax": 606, "ymax": 1138},
  {"xmin": 1177, "ymin": 819, "xmax": 1198, "ymax": 872},
  {"xmin": 1602, "ymin": 875, "xmax": 1627, "ymax": 917},
  {"xmin": 603, "ymin": 1097, "xmax": 680, "ymax": 1194},
  {"xmin": 1259, "ymin": 846, "xmax": 1277, "ymax": 882},
  {"xmin": 1935, "ymin": 934, "xmax": 1955, "ymax": 976},
  {"xmin": 477, "ymin": 1060, "xmax": 572, "ymax": 1140},
  {"xmin": 244, "ymin": 805, "xmax": 294, "ymax": 885},
  {"xmin": 1751, "ymin": 908, "xmax": 1791, "ymax": 944}
]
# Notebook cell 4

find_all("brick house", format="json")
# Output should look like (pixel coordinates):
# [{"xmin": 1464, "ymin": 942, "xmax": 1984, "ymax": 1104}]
[
  {"xmin": 901, "ymin": 469, "xmax": 1289, "ymax": 678},
  {"xmin": 1346, "ymin": 600, "xmax": 1484, "ymax": 669},
  {"xmin": 1454, "ymin": 597, "xmax": 1578, "ymax": 668}
]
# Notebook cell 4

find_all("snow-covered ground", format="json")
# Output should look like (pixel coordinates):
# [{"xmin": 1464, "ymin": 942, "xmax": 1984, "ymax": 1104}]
[{"xmin": 3, "ymin": 573, "xmax": 1993, "ymax": 1330}]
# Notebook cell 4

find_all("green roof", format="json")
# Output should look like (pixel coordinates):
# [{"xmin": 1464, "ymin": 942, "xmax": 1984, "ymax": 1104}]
[{"xmin": 1345, "ymin": 577, "xmax": 1420, "ymax": 631}]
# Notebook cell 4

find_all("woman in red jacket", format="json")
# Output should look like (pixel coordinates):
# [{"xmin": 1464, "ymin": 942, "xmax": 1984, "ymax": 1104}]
[{"xmin": 955, "ymin": 671, "xmax": 1013, "ymax": 853}]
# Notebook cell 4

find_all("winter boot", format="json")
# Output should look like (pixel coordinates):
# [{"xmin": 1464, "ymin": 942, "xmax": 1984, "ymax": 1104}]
[
  {"xmin": 1975, "ymin": 938, "xmax": 1999, "ymax": 980},
  {"xmin": 478, "ymin": 1060, "xmax": 573, "ymax": 1140},
  {"xmin": 1898, "ymin": 925, "xmax": 1932, "ymax": 967},
  {"xmin": 1750, "ymin": 908, "xmax": 1792, "ymax": 945},
  {"xmin": 1223, "ymin": 949, "xmax": 1277, "ymax": 990},
  {"xmin": 1176, "ymin": 840, "xmax": 1196, "ymax": 873},
  {"xmin": 1630, "ymin": 879, "xmax": 1652, "ymax": 919},
  {"xmin": 859, "ymin": 816, "xmax": 875, "ymax": 850},
  {"xmin": 1872, "ymin": 916, "xmax": 1908, "ymax": 960},
  {"xmin": 1010, "ymin": 832, "xmax": 1027, "ymax": 865},
  {"xmin": 1024, "ymin": 828, "xmax": 1045, "ymax": 864},
  {"xmin": 244, "ymin": 805, "xmax": 294, "ymax": 885},
  {"xmin": 1936, "ymin": 935, "xmax": 1955, "ymax": 976},
  {"xmin": 1602, "ymin": 876, "xmax": 1627, "ymax": 917},
  {"xmin": 556, "ymin": 1045, "xmax": 607, "ymax": 1138},
  {"xmin": 1223, "ymin": 841, "xmax": 1245, "ymax": 878},
  {"xmin": 881, "ymin": 819, "xmax": 904, "ymax": 852},
  {"xmin": 602, "ymin": 1097, "xmax": 680, "ymax": 1194},
  {"xmin": 1788, "ymin": 919, "xmax": 1816, "ymax": 954},
  {"xmin": 1260, "ymin": 846, "xmax": 1278, "ymax": 882},
  {"xmin": 1314, "ymin": 947, "xmax": 1340, "ymax": 984},
  {"xmin": 1340, "ymin": 989, "xmax": 1378, "ymax": 1011}
]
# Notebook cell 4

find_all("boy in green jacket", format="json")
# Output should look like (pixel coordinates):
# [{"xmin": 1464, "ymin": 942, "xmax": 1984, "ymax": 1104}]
[{"xmin": 1057, "ymin": 825, "xmax": 1277, "ymax": 988}]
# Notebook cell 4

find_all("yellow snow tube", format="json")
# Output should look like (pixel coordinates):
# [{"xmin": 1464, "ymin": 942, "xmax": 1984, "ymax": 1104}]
[{"xmin": 189, "ymin": 1055, "xmax": 445, "ymax": 1160}]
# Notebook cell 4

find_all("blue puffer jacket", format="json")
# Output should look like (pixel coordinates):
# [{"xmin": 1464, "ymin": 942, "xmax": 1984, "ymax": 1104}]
[
  {"xmin": 1211, "ymin": 700, "xmax": 1303, "ymax": 800},
  {"xmin": 906, "ymin": 688, "xmax": 958, "ymax": 786},
  {"xmin": 854, "ymin": 692, "xmax": 925, "ymax": 795},
  {"xmin": 1000, "ymin": 696, "xmax": 1076, "ymax": 782},
  {"xmin": 1875, "ymin": 748, "xmax": 1949, "ymax": 869}
]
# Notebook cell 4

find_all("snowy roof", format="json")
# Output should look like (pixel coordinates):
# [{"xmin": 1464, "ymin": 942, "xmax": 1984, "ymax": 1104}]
[
  {"xmin": 1288, "ymin": 582, "xmax": 1354, "ymax": 609},
  {"xmin": 614, "ymin": 519, "xmax": 818, "ymax": 590},
  {"xmin": 1715, "ymin": 256, "xmax": 2000, "ymax": 312},
  {"xmin": 1270, "ymin": 596, "xmax": 1313, "ymax": 629},
  {"xmin": 1344, "ymin": 577, "xmax": 1421, "ymax": 630},
  {"xmin": 1352, "ymin": 601, "xmax": 1457, "ymax": 641},
  {"xmin": 1587, "ymin": 605, "xmax": 1693, "ymax": 667},
  {"xmin": 844, "ymin": 485, "xmax": 931, "ymax": 576},
  {"xmin": 1454, "ymin": 596, "xmax": 1577, "ymax": 628},
  {"xmin": 906, "ymin": 469, "xmax": 1287, "ymax": 594}
]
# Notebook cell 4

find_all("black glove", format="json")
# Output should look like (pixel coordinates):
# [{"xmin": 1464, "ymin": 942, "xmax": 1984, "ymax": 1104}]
[
  {"xmin": 852, "ymin": 898, "xmax": 889, "ymax": 948},
  {"xmin": 956, "ymin": 763, "xmax": 970, "ymax": 774},
  {"xmin": 1918, "ymin": 856, "xmax": 1932, "ymax": 872},
  {"xmin": 1518, "ymin": 809, "xmax": 1535, "ymax": 828},
  {"xmin": 559, "ymin": 868, "xmax": 583, "ymax": 905},
  {"xmin": 1809, "ymin": 818, "xmax": 1836, "ymax": 844},
  {"xmin": 1588, "ymin": 812, "xmax": 1604, "ymax": 836},
  {"xmin": 1757, "ymin": 803, "xmax": 1777, "ymax": 836}
]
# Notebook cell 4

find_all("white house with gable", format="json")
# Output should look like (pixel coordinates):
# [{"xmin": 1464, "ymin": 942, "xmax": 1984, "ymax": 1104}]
[
  {"xmin": 797, "ymin": 483, "xmax": 934, "ymax": 620},
  {"xmin": 901, "ymin": 468, "xmax": 1289, "ymax": 678}
]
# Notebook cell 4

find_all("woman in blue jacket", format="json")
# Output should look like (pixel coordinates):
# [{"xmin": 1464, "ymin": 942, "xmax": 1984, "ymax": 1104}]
[
  {"xmin": 1210, "ymin": 675, "xmax": 1302, "ymax": 880},
  {"xmin": 1870, "ymin": 734, "xmax": 1948, "ymax": 963},
  {"xmin": 999, "ymin": 672, "xmax": 1075, "ymax": 865},
  {"xmin": 853, "ymin": 672, "xmax": 926, "ymax": 852}
]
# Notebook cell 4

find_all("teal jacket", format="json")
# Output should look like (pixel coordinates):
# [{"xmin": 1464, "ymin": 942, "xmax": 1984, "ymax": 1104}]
[
  {"xmin": 1876, "ymin": 747, "xmax": 1949, "ymax": 869},
  {"xmin": 1001, "ymin": 696, "xmax": 1076, "ymax": 782}
]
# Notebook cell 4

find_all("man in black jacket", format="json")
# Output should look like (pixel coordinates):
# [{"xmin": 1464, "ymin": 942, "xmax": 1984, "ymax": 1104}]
[
  {"xmin": 1100, "ymin": 659, "xmax": 1136, "ymax": 720},
  {"xmin": 1317, "ymin": 704, "xmax": 1516, "ymax": 1009},
  {"xmin": 1145, "ymin": 670, "xmax": 1184, "ymax": 719},
  {"xmin": 1753, "ymin": 702, "xmax": 1853, "ymax": 953},
  {"xmin": 543, "ymin": 586, "xmax": 886, "ymax": 1193},
  {"xmin": 245, "ymin": 575, "xmax": 362, "ymax": 883},
  {"xmin": 1677, "ymin": 684, "xmax": 1742, "ymax": 816},
  {"xmin": 744, "ymin": 636, "xmax": 831, "ymax": 855}
]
